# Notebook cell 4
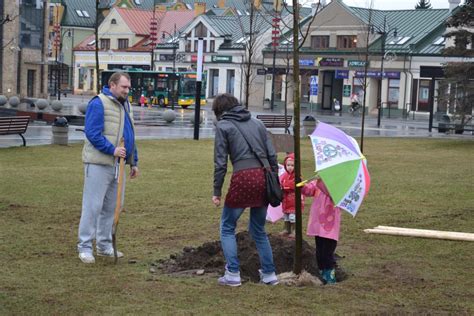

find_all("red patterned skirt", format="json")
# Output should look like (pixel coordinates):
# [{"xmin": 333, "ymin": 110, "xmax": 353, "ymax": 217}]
[{"xmin": 225, "ymin": 168, "xmax": 266, "ymax": 208}]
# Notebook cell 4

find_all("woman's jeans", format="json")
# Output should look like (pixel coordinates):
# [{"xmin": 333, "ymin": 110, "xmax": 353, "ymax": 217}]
[{"xmin": 220, "ymin": 204, "xmax": 276, "ymax": 274}]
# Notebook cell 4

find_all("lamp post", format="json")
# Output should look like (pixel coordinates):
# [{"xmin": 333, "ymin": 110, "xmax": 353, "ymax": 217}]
[
  {"xmin": 270, "ymin": 14, "xmax": 280, "ymax": 111},
  {"xmin": 162, "ymin": 25, "xmax": 179, "ymax": 109},
  {"xmin": 370, "ymin": 16, "xmax": 397, "ymax": 128},
  {"xmin": 53, "ymin": 25, "xmax": 72, "ymax": 101}
]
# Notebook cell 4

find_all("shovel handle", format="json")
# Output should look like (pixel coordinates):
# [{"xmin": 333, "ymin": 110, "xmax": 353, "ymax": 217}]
[{"xmin": 112, "ymin": 137, "xmax": 125, "ymax": 263}]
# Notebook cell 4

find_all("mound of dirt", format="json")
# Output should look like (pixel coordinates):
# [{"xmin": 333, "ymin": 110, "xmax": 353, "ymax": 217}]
[{"xmin": 157, "ymin": 231, "xmax": 347, "ymax": 283}]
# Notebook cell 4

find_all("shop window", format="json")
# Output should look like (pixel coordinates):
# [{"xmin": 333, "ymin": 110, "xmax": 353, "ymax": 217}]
[
  {"xmin": 387, "ymin": 79, "xmax": 400, "ymax": 106},
  {"xmin": 226, "ymin": 70, "xmax": 235, "ymax": 95},
  {"xmin": 352, "ymin": 77, "xmax": 365, "ymax": 100},
  {"xmin": 418, "ymin": 80, "xmax": 430, "ymax": 112},
  {"xmin": 337, "ymin": 35, "xmax": 357, "ymax": 49},
  {"xmin": 310, "ymin": 36, "xmax": 329, "ymax": 49},
  {"xmin": 209, "ymin": 69, "xmax": 219, "ymax": 97}
]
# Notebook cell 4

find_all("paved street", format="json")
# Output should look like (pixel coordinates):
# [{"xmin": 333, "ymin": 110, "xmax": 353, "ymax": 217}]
[{"xmin": 0, "ymin": 95, "xmax": 472, "ymax": 148}]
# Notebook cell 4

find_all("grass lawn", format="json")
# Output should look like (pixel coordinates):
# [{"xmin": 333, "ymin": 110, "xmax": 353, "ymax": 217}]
[{"xmin": 0, "ymin": 138, "xmax": 473, "ymax": 314}]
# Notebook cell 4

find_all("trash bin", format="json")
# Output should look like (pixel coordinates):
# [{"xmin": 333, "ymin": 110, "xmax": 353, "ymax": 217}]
[
  {"xmin": 52, "ymin": 116, "xmax": 69, "ymax": 145},
  {"xmin": 303, "ymin": 115, "xmax": 316, "ymax": 136},
  {"xmin": 263, "ymin": 99, "xmax": 271, "ymax": 109},
  {"xmin": 438, "ymin": 114, "xmax": 450, "ymax": 133}
]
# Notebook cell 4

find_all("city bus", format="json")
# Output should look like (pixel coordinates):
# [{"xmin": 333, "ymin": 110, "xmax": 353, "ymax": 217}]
[{"xmin": 101, "ymin": 69, "xmax": 206, "ymax": 108}]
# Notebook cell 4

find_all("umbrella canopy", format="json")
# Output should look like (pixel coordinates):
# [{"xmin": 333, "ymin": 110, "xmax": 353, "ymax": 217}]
[{"xmin": 309, "ymin": 122, "xmax": 370, "ymax": 216}]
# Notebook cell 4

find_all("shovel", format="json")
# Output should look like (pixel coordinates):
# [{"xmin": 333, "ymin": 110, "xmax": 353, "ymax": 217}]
[{"xmin": 112, "ymin": 137, "xmax": 126, "ymax": 264}]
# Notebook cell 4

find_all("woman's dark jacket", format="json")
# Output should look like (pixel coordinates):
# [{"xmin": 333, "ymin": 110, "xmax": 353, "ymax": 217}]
[{"xmin": 213, "ymin": 106, "xmax": 278, "ymax": 197}]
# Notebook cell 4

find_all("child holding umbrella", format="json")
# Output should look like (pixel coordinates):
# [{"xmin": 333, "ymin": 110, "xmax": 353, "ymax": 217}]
[{"xmin": 302, "ymin": 179, "xmax": 341, "ymax": 284}]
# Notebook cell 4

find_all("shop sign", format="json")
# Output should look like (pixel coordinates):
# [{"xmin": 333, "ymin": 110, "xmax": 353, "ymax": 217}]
[
  {"xmin": 257, "ymin": 68, "xmax": 266, "ymax": 75},
  {"xmin": 191, "ymin": 55, "xmax": 204, "ymax": 63},
  {"xmin": 318, "ymin": 57, "xmax": 344, "ymax": 67},
  {"xmin": 299, "ymin": 59, "xmax": 315, "ymax": 66},
  {"xmin": 212, "ymin": 55, "xmax": 232, "ymax": 63},
  {"xmin": 348, "ymin": 60, "xmax": 367, "ymax": 67},
  {"xmin": 343, "ymin": 85, "xmax": 352, "ymax": 97},
  {"xmin": 355, "ymin": 71, "xmax": 400, "ymax": 79},
  {"xmin": 335, "ymin": 70, "xmax": 349, "ymax": 79}
]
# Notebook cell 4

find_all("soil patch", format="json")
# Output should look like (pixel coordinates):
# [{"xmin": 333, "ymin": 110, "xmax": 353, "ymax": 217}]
[{"xmin": 156, "ymin": 231, "xmax": 347, "ymax": 283}]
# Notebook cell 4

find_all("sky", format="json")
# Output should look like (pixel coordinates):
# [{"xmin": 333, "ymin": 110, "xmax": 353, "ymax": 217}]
[{"xmin": 335, "ymin": 0, "xmax": 464, "ymax": 10}]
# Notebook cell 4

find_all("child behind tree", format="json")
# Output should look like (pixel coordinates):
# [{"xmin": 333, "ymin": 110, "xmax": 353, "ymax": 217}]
[{"xmin": 279, "ymin": 153, "xmax": 303, "ymax": 239}]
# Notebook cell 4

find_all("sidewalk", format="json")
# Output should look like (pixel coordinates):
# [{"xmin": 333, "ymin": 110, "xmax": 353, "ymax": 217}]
[{"xmin": 0, "ymin": 95, "xmax": 472, "ymax": 148}]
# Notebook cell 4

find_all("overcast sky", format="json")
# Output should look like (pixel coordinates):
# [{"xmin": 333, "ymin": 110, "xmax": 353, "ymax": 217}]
[{"xmin": 337, "ymin": 0, "xmax": 464, "ymax": 10}]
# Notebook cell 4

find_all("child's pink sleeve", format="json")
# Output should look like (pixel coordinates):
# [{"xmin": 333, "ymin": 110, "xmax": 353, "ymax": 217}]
[{"xmin": 302, "ymin": 181, "xmax": 318, "ymax": 197}]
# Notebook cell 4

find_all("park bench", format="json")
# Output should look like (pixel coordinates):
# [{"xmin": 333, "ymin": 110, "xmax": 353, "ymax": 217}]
[
  {"xmin": 256, "ymin": 114, "xmax": 293, "ymax": 153},
  {"xmin": 0, "ymin": 116, "xmax": 30, "ymax": 146},
  {"xmin": 256, "ymin": 115, "xmax": 292, "ymax": 134}
]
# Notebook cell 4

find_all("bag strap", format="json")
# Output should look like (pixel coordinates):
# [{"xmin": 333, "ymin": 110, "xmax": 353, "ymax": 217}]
[{"xmin": 227, "ymin": 119, "xmax": 269, "ymax": 169}]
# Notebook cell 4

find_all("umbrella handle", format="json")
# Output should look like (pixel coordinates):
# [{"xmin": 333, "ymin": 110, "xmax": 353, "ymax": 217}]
[{"xmin": 296, "ymin": 174, "xmax": 320, "ymax": 187}]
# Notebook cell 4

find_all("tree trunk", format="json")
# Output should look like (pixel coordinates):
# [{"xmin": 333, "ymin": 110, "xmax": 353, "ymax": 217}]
[{"xmin": 95, "ymin": 0, "xmax": 100, "ymax": 94}]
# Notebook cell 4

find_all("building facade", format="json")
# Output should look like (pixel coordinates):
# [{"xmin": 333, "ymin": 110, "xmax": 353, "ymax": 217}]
[{"xmin": 0, "ymin": 0, "xmax": 49, "ymax": 99}]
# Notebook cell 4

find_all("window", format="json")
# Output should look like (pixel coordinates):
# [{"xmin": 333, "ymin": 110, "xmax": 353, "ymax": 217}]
[
  {"xmin": 226, "ymin": 70, "xmax": 235, "ymax": 95},
  {"xmin": 82, "ymin": 10, "xmax": 90, "ymax": 18},
  {"xmin": 118, "ymin": 38, "xmax": 129, "ymax": 49},
  {"xmin": 310, "ymin": 36, "xmax": 329, "ymax": 49},
  {"xmin": 100, "ymin": 39, "xmax": 110, "ymax": 50},
  {"xmin": 76, "ymin": 10, "xmax": 84, "ymax": 17},
  {"xmin": 185, "ymin": 40, "xmax": 191, "ymax": 52},
  {"xmin": 195, "ymin": 22, "xmax": 207, "ymax": 38},
  {"xmin": 194, "ymin": 40, "xmax": 198, "ymax": 52},
  {"xmin": 210, "ymin": 40, "xmax": 215, "ymax": 52},
  {"xmin": 388, "ymin": 79, "xmax": 400, "ymax": 106},
  {"xmin": 111, "ymin": 19, "xmax": 117, "ymax": 25},
  {"xmin": 337, "ymin": 35, "xmax": 357, "ymax": 49},
  {"xmin": 389, "ymin": 36, "xmax": 411, "ymax": 45},
  {"xmin": 433, "ymin": 37, "xmax": 445, "ymax": 45},
  {"xmin": 209, "ymin": 69, "xmax": 219, "ymax": 97}
]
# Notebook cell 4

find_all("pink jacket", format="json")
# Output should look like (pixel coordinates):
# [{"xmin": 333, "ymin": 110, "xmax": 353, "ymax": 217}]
[{"xmin": 302, "ymin": 180, "xmax": 341, "ymax": 241}]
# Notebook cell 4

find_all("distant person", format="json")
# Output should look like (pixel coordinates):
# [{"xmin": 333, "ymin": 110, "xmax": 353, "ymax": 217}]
[
  {"xmin": 212, "ymin": 93, "xmax": 279, "ymax": 286},
  {"xmin": 77, "ymin": 72, "xmax": 139, "ymax": 264},
  {"xmin": 302, "ymin": 179, "xmax": 341, "ymax": 284},
  {"xmin": 139, "ymin": 94, "xmax": 146, "ymax": 107},
  {"xmin": 350, "ymin": 93, "xmax": 361, "ymax": 112}
]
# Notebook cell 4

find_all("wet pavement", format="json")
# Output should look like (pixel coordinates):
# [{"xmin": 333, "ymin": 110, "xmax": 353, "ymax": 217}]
[{"xmin": 0, "ymin": 95, "xmax": 472, "ymax": 148}]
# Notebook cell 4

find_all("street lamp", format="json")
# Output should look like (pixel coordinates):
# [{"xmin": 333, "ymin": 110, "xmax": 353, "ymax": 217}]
[
  {"xmin": 162, "ymin": 25, "xmax": 180, "ymax": 109},
  {"xmin": 53, "ymin": 25, "xmax": 72, "ymax": 101},
  {"xmin": 370, "ymin": 16, "xmax": 397, "ymax": 128}
]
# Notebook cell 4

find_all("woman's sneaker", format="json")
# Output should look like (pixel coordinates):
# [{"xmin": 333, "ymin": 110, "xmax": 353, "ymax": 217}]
[
  {"xmin": 218, "ymin": 269, "xmax": 242, "ymax": 287},
  {"xmin": 259, "ymin": 269, "xmax": 279, "ymax": 285}
]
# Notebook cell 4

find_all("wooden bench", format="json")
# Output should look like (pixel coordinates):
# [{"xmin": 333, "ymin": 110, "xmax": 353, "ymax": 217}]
[
  {"xmin": 256, "ymin": 115, "xmax": 292, "ymax": 134},
  {"xmin": 0, "ymin": 116, "xmax": 30, "ymax": 146},
  {"xmin": 256, "ymin": 115, "xmax": 293, "ymax": 153}
]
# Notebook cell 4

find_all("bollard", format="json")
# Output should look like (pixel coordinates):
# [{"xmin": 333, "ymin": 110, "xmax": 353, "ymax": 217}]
[{"xmin": 52, "ymin": 117, "xmax": 69, "ymax": 145}]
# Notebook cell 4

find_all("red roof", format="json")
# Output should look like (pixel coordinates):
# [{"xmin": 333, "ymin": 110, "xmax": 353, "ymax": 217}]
[
  {"xmin": 116, "ymin": 8, "xmax": 164, "ymax": 36},
  {"xmin": 74, "ymin": 10, "xmax": 196, "ymax": 52}
]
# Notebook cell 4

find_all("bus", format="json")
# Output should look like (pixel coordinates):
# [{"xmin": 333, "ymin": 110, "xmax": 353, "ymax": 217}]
[{"xmin": 101, "ymin": 69, "xmax": 206, "ymax": 108}]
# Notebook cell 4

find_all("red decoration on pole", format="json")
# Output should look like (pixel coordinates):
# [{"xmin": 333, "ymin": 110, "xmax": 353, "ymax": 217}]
[{"xmin": 149, "ymin": 17, "xmax": 158, "ymax": 49}]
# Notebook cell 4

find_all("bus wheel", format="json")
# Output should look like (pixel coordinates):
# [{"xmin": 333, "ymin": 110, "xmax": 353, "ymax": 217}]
[{"xmin": 158, "ymin": 97, "xmax": 165, "ymax": 107}]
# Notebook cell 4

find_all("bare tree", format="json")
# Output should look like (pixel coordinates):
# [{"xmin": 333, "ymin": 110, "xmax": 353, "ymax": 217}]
[{"xmin": 95, "ymin": 0, "xmax": 100, "ymax": 94}]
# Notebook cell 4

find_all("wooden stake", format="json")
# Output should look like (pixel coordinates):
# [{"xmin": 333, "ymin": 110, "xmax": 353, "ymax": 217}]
[{"xmin": 364, "ymin": 227, "xmax": 474, "ymax": 242}]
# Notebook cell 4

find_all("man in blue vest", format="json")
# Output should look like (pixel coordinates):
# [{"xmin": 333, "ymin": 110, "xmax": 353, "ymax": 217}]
[{"xmin": 77, "ymin": 72, "xmax": 139, "ymax": 264}]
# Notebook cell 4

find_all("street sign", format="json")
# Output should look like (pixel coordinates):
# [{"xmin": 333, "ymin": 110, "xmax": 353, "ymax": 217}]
[
  {"xmin": 348, "ymin": 60, "xmax": 367, "ymax": 67},
  {"xmin": 335, "ymin": 70, "xmax": 349, "ymax": 79},
  {"xmin": 310, "ymin": 75, "xmax": 318, "ymax": 96},
  {"xmin": 343, "ymin": 85, "xmax": 351, "ymax": 97}
]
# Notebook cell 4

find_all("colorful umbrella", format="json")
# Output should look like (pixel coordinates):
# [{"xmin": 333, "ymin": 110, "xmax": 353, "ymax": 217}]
[{"xmin": 308, "ymin": 122, "xmax": 370, "ymax": 216}]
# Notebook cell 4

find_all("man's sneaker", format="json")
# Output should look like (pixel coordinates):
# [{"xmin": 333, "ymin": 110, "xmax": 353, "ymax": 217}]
[
  {"xmin": 79, "ymin": 252, "xmax": 95, "ymax": 264},
  {"xmin": 259, "ymin": 269, "xmax": 279, "ymax": 285},
  {"xmin": 97, "ymin": 248, "xmax": 124, "ymax": 258},
  {"xmin": 218, "ymin": 269, "xmax": 242, "ymax": 287}
]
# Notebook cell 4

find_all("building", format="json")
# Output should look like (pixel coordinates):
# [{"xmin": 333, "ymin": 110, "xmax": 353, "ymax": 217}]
[
  {"xmin": 262, "ymin": 0, "xmax": 473, "ymax": 117},
  {"xmin": 0, "ymin": 0, "xmax": 49, "ymax": 99}
]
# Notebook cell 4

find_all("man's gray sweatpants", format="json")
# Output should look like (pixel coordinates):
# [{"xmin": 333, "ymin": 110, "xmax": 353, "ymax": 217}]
[{"xmin": 77, "ymin": 163, "xmax": 126, "ymax": 254}]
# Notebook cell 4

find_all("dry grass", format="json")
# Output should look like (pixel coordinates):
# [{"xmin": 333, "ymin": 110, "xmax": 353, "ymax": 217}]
[{"xmin": 0, "ymin": 138, "xmax": 473, "ymax": 314}]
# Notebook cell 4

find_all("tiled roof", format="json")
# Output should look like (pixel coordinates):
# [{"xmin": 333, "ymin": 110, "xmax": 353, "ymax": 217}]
[
  {"xmin": 116, "ymin": 8, "xmax": 161, "ymax": 36},
  {"xmin": 61, "ymin": 0, "xmax": 97, "ymax": 28}
]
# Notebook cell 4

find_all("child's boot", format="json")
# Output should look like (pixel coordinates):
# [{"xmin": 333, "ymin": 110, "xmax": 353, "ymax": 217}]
[
  {"xmin": 279, "ymin": 222, "xmax": 290, "ymax": 236},
  {"xmin": 322, "ymin": 268, "xmax": 336, "ymax": 284},
  {"xmin": 288, "ymin": 223, "xmax": 296, "ymax": 239}
]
